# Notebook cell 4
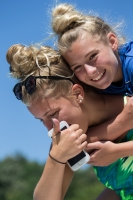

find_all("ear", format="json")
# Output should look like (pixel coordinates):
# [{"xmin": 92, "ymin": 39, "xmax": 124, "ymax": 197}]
[
  {"xmin": 107, "ymin": 32, "xmax": 118, "ymax": 51},
  {"xmin": 72, "ymin": 84, "xmax": 84, "ymax": 103}
]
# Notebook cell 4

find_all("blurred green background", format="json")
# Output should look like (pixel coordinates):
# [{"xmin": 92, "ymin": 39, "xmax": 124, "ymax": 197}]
[{"xmin": 0, "ymin": 154, "xmax": 105, "ymax": 200}]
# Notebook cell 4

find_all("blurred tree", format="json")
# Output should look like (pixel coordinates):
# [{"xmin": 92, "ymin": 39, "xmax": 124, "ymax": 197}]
[
  {"xmin": 65, "ymin": 167, "xmax": 105, "ymax": 200},
  {"xmin": 0, "ymin": 154, "xmax": 44, "ymax": 200},
  {"xmin": 0, "ymin": 155, "xmax": 105, "ymax": 200}
]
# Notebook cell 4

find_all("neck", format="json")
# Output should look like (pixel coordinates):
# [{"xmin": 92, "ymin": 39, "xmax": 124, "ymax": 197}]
[
  {"xmin": 113, "ymin": 51, "xmax": 123, "ymax": 82},
  {"xmin": 83, "ymin": 91, "xmax": 124, "ymax": 127},
  {"xmin": 83, "ymin": 91, "xmax": 106, "ymax": 126}
]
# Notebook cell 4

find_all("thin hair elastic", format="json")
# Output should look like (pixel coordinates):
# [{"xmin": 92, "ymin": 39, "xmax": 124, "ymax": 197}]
[
  {"xmin": 35, "ymin": 55, "xmax": 50, "ymax": 71},
  {"xmin": 49, "ymin": 152, "xmax": 66, "ymax": 164},
  {"xmin": 54, "ymin": 72, "xmax": 74, "ymax": 79},
  {"xmin": 36, "ymin": 55, "xmax": 74, "ymax": 79}
]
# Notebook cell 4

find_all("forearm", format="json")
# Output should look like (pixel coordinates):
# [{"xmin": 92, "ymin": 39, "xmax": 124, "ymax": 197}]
[
  {"xmin": 87, "ymin": 115, "xmax": 128, "ymax": 143},
  {"xmin": 87, "ymin": 97, "xmax": 133, "ymax": 143},
  {"xmin": 114, "ymin": 140, "xmax": 133, "ymax": 157},
  {"xmin": 33, "ymin": 156, "xmax": 73, "ymax": 200}
]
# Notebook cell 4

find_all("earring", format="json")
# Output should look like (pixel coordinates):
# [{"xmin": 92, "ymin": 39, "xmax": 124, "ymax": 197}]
[
  {"xmin": 79, "ymin": 97, "xmax": 84, "ymax": 104},
  {"xmin": 79, "ymin": 99, "xmax": 82, "ymax": 103}
]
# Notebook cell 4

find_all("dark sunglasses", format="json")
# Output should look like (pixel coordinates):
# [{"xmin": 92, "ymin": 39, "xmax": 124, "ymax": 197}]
[{"xmin": 13, "ymin": 75, "xmax": 75, "ymax": 100}]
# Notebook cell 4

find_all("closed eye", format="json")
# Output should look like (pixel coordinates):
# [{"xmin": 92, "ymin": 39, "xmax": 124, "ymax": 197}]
[
  {"xmin": 73, "ymin": 65, "xmax": 82, "ymax": 73},
  {"xmin": 90, "ymin": 53, "xmax": 97, "ymax": 60},
  {"xmin": 49, "ymin": 111, "xmax": 58, "ymax": 117}
]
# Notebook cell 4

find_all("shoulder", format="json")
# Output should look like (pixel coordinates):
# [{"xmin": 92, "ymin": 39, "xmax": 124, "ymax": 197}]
[{"xmin": 119, "ymin": 41, "xmax": 133, "ymax": 56}]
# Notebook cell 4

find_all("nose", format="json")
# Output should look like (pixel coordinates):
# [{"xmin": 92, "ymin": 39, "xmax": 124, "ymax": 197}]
[
  {"xmin": 45, "ymin": 120, "xmax": 53, "ymax": 131},
  {"xmin": 84, "ymin": 64, "xmax": 97, "ymax": 77}
]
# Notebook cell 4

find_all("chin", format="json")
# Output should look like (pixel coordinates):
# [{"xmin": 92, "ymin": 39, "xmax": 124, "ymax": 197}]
[
  {"xmin": 97, "ymin": 82, "xmax": 112, "ymax": 89},
  {"xmin": 100, "ymin": 85, "xmax": 110, "ymax": 89}
]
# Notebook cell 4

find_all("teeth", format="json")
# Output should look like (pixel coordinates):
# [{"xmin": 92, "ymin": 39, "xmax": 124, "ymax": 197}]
[{"xmin": 92, "ymin": 71, "xmax": 105, "ymax": 81}]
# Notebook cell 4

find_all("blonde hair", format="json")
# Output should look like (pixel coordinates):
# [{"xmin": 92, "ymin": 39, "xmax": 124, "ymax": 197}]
[
  {"xmin": 51, "ymin": 3, "xmax": 126, "ymax": 53},
  {"xmin": 6, "ymin": 44, "xmax": 75, "ymax": 105}
]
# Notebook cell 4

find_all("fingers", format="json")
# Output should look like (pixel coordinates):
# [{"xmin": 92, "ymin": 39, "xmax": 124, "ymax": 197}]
[
  {"xmin": 68, "ymin": 124, "xmax": 87, "ymax": 142},
  {"xmin": 78, "ymin": 133, "xmax": 87, "ymax": 147},
  {"xmin": 79, "ymin": 132, "xmax": 87, "ymax": 142},
  {"xmin": 51, "ymin": 118, "xmax": 61, "ymax": 144},
  {"xmin": 68, "ymin": 124, "xmax": 80, "ymax": 136},
  {"xmin": 86, "ymin": 141, "xmax": 105, "ymax": 150},
  {"xmin": 86, "ymin": 142, "xmax": 98, "ymax": 151},
  {"xmin": 68, "ymin": 124, "xmax": 84, "ymax": 138},
  {"xmin": 72, "ymin": 129, "xmax": 87, "ymax": 150},
  {"xmin": 51, "ymin": 120, "xmax": 87, "ymax": 151},
  {"xmin": 80, "ymin": 140, "xmax": 88, "ymax": 149}
]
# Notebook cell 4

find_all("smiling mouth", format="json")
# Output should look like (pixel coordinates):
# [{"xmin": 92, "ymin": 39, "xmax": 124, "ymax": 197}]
[{"xmin": 91, "ymin": 69, "xmax": 106, "ymax": 81}]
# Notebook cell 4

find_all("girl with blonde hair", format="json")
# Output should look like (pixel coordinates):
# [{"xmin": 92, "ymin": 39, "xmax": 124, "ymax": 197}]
[
  {"xmin": 50, "ymin": 2, "xmax": 133, "ymax": 149},
  {"xmin": 6, "ymin": 43, "xmax": 133, "ymax": 200}
]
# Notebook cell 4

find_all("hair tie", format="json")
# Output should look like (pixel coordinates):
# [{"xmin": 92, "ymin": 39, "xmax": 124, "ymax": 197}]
[{"xmin": 49, "ymin": 153, "xmax": 66, "ymax": 164}]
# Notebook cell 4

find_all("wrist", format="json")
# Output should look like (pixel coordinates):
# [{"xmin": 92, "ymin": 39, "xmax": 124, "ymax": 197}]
[
  {"xmin": 107, "ymin": 117, "xmax": 127, "ymax": 141},
  {"xmin": 49, "ymin": 152, "xmax": 67, "ymax": 164},
  {"xmin": 112, "ymin": 142, "xmax": 131, "ymax": 159},
  {"xmin": 115, "ymin": 111, "xmax": 130, "ymax": 132},
  {"xmin": 50, "ymin": 149, "xmax": 67, "ymax": 163}
]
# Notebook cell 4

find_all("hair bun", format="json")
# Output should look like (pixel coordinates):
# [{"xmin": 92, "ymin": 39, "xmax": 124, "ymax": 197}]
[
  {"xmin": 52, "ymin": 3, "xmax": 84, "ymax": 34},
  {"xmin": 6, "ymin": 44, "xmax": 38, "ymax": 79},
  {"xmin": 6, "ymin": 44, "xmax": 62, "ymax": 80}
]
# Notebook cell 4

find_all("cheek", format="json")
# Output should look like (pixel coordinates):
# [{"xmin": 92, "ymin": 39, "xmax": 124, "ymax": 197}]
[
  {"xmin": 96, "ymin": 55, "xmax": 111, "ymax": 67},
  {"xmin": 75, "ymin": 70, "xmax": 86, "ymax": 81},
  {"xmin": 43, "ymin": 119, "xmax": 53, "ymax": 131},
  {"xmin": 105, "ymin": 49, "xmax": 117, "ymax": 64},
  {"xmin": 58, "ymin": 108, "xmax": 74, "ymax": 123},
  {"xmin": 59, "ymin": 111, "xmax": 70, "ymax": 121},
  {"xmin": 61, "ymin": 108, "xmax": 81, "ymax": 125}
]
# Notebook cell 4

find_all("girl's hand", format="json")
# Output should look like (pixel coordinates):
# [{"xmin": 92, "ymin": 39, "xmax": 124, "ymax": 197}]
[
  {"xmin": 50, "ymin": 119, "xmax": 87, "ymax": 163},
  {"xmin": 86, "ymin": 141, "xmax": 119, "ymax": 166}
]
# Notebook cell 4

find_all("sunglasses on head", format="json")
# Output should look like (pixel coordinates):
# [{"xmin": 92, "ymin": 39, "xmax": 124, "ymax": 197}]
[{"xmin": 13, "ymin": 75, "xmax": 75, "ymax": 100}]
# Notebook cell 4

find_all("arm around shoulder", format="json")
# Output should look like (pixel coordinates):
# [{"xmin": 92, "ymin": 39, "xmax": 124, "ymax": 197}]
[{"xmin": 86, "ymin": 96, "xmax": 133, "ymax": 142}]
